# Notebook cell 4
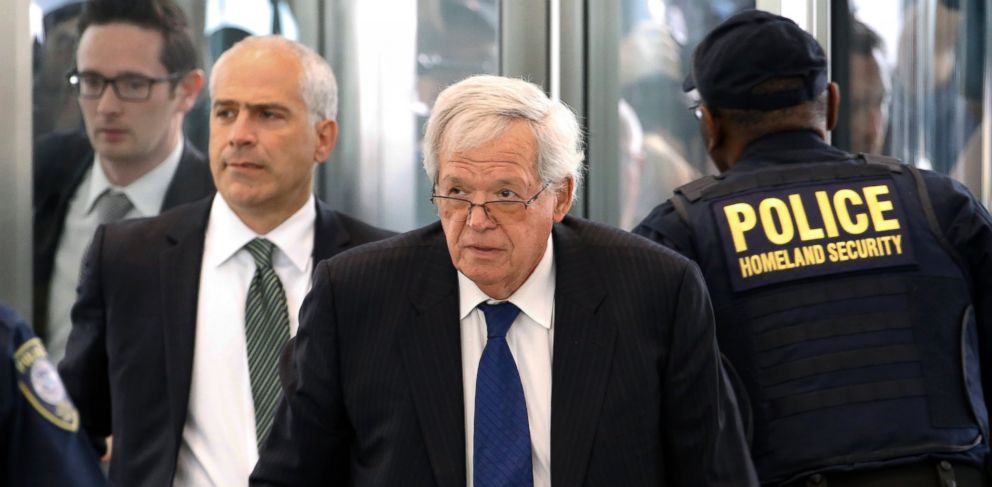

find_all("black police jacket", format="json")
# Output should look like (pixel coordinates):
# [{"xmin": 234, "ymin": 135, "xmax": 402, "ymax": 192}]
[
  {"xmin": 634, "ymin": 130, "xmax": 992, "ymax": 484},
  {"xmin": 0, "ymin": 303, "xmax": 105, "ymax": 486}
]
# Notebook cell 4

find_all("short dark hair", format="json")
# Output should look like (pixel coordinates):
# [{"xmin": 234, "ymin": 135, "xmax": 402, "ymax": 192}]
[
  {"xmin": 850, "ymin": 17, "xmax": 885, "ymax": 57},
  {"xmin": 714, "ymin": 76, "xmax": 828, "ymax": 136},
  {"xmin": 77, "ymin": 0, "xmax": 201, "ymax": 76}
]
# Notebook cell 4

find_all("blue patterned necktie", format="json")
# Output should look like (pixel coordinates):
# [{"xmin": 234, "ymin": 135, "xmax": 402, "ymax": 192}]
[
  {"xmin": 474, "ymin": 301, "xmax": 533, "ymax": 487},
  {"xmin": 244, "ymin": 238, "xmax": 290, "ymax": 448}
]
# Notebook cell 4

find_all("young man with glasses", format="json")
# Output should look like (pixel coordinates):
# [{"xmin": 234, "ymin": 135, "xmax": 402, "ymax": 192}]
[
  {"xmin": 33, "ymin": 0, "xmax": 214, "ymax": 363},
  {"xmin": 251, "ymin": 75, "xmax": 757, "ymax": 486}
]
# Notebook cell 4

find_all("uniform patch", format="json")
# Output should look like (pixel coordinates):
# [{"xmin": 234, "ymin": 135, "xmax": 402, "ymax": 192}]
[
  {"xmin": 15, "ymin": 337, "xmax": 80, "ymax": 431},
  {"xmin": 711, "ymin": 178, "xmax": 917, "ymax": 291}
]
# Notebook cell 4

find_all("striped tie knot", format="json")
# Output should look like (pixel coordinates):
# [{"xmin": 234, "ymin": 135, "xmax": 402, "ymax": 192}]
[{"xmin": 245, "ymin": 238, "xmax": 276, "ymax": 268}]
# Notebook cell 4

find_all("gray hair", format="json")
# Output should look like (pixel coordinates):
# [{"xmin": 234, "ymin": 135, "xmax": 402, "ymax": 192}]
[
  {"xmin": 423, "ymin": 75, "xmax": 584, "ymax": 198},
  {"xmin": 210, "ymin": 35, "xmax": 337, "ymax": 122}
]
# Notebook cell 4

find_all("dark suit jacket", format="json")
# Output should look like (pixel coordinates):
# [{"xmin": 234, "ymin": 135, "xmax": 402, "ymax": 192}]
[
  {"xmin": 58, "ymin": 197, "xmax": 395, "ymax": 487},
  {"xmin": 33, "ymin": 130, "xmax": 215, "ymax": 339},
  {"xmin": 252, "ymin": 216, "xmax": 757, "ymax": 486}
]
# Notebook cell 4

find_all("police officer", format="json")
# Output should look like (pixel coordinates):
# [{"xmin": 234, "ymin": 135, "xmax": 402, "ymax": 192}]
[
  {"xmin": 0, "ymin": 303, "xmax": 105, "ymax": 486},
  {"xmin": 634, "ymin": 9, "xmax": 992, "ymax": 487}
]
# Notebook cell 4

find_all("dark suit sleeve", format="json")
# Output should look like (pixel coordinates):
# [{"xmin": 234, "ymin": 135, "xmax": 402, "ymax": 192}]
[
  {"xmin": 662, "ymin": 262, "xmax": 757, "ymax": 485},
  {"xmin": 632, "ymin": 201, "xmax": 699, "ymax": 261},
  {"xmin": 252, "ymin": 260, "xmax": 353, "ymax": 486},
  {"xmin": 923, "ymin": 173, "xmax": 992, "ymax": 409},
  {"xmin": 58, "ymin": 225, "xmax": 113, "ymax": 445}
]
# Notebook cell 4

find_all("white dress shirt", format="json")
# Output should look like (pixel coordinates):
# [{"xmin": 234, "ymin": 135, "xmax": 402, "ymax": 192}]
[
  {"xmin": 460, "ymin": 235, "xmax": 555, "ymax": 487},
  {"xmin": 172, "ymin": 193, "xmax": 316, "ymax": 487},
  {"xmin": 46, "ymin": 139, "xmax": 184, "ymax": 362}
]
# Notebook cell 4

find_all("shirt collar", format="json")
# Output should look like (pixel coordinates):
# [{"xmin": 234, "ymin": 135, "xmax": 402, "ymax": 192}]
[
  {"xmin": 85, "ymin": 138, "xmax": 185, "ymax": 217},
  {"xmin": 458, "ymin": 233, "xmax": 556, "ymax": 330},
  {"xmin": 204, "ymin": 193, "xmax": 316, "ymax": 272}
]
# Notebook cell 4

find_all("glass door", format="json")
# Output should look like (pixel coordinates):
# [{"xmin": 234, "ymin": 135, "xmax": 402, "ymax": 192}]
[{"xmin": 581, "ymin": 0, "xmax": 756, "ymax": 229}]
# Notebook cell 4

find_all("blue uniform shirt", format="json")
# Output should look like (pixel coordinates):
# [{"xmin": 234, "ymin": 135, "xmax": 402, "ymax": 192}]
[{"xmin": 0, "ymin": 303, "xmax": 105, "ymax": 487}]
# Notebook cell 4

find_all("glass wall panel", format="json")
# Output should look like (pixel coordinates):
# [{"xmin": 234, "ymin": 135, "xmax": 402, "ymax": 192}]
[
  {"xmin": 2, "ymin": 0, "xmax": 34, "ymax": 316},
  {"xmin": 841, "ymin": 0, "xmax": 990, "ymax": 205},
  {"xmin": 33, "ymin": 0, "xmax": 84, "ymax": 137},
  {"xmin": 606, "ymin": 0, "xmax": 754, "ymax": 230},
  {"xmin": 319, "ymin": 0, "xmax": 500, "ymax": 231}
]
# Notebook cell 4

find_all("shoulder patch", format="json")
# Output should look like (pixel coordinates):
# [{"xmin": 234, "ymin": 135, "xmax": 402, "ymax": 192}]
[{"xmin": 15, "ymin": 337, "xmax": 80, "ymax": 431}]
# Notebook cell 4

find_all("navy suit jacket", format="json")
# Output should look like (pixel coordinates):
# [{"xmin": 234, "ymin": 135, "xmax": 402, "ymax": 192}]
[
  {"xmin": 58, "ymin": 197, "xmax": 395, "ymax": 487},
  {"xmin": 33, "ymin": 130, "xmax": 215, "ymax": 339},
  {"xmin": 252, "ymin": 216, "xmax": 757, "ymax": 486}
]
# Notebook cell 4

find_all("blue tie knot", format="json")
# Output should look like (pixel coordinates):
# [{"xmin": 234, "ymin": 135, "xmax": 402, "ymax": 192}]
[{"xmin": 477, "ymin": 302, "xmax": 521, "ymax": 338}]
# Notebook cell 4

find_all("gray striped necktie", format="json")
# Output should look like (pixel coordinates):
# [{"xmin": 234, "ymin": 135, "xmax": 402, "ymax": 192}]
[
  {"xmin": 244, "ymin": 238, "xmax": 290, "ymax": 448},
  {"xmin": 79, "ymin": 190, "xmax": 135, "ymax": 282},
  {"xmin": 94, "ymin": 190, "xmax": 133, "ymax": 224}
]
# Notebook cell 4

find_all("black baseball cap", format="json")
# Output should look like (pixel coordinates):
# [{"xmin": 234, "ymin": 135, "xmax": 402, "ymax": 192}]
[{"xmin": 684, "ymin": 9, "xmax": 828, "ymax": 110}]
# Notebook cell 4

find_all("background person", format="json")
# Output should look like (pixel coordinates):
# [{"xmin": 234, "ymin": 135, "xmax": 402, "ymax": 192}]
[{"xmin": 34, "ymin": 0, "xmax": 214, "ymax": 362}]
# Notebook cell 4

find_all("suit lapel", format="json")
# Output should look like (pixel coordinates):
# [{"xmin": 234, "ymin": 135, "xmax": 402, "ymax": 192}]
[
  {"xmin": 400, "ymin": 227, "xmax": 466, "ymax": 487},
  {"xmin": 549, "ymin": 219, "xmax": 615, "ymax": 487},
  {"xmin": 312, "ymin": 200, "xmax": 350, "ymax": 264},
  {"xmin": 160, "ymin": 200, "xmax": 212, "ymax": 450},
  {"xmin": 161, "ymin": 140, "xmax": 213, "ymax": 210},
  {"xmin": 35, "ymin": 149, "xmax": 93, "ymax": 268},
  {"xmin": 33, "ymin": 149, "xmax": 95, "ymax": 335}
]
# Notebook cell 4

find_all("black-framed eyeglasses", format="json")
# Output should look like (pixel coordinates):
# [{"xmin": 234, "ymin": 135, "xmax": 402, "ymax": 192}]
[
  {"xmin": 431, "ymin": 183, "xmax": 550, "ymax": 224},
  {"xmin": 67, "ymin": 70, "xmax": 185, "ymax": 101}
]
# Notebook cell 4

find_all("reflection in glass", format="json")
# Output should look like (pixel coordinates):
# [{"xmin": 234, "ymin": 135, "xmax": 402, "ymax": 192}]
[
  {"xmin": 617, "ymin": 0, "xmax": 753, "ymax": 229},
  {"xmin": 321, "ymin": 0, "xmax": 499, "ymax": 231},
  {"xmin": 414, "ymin": 0, "xmax": 499, "ymax": 227},
  {"xmin": 33, "ymin": 1, "xmax": 85, "ymax": 137},
  {"xmin": 846, "ymin": 17, "xmax": 891, "ymax": 155},
  {"xmin": 853, "ymin": 0, "xmax": 989, "ymax": 201}
]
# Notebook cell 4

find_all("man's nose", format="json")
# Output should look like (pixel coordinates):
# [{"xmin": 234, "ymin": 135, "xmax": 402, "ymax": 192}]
[
  {"xmin": 466, "ymin": 203, "xmax": 497, "ymax": 230},
  {"xmin": 95, "ymin": 84, "xmax": 123, "ymax": 116},
  {"xmin": 228, "ymin": 113, "xmax": 257, "ymax": 148}
]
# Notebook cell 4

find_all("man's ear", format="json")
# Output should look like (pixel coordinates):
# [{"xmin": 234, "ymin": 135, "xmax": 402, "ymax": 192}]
[
  {"xmin": 826, "ymin": 81, "xmax": 840, "ymax": 131},
  {"xmin": 174, "ymin": 69, "xmax": 205, "ymax": 113},
  {"xmin": 313, "ymin": 119, "xmax": 338, "ymax": 163},
  {"xmin": 552, "ymin": 176, "xmax": 574, "ymax": 222}
]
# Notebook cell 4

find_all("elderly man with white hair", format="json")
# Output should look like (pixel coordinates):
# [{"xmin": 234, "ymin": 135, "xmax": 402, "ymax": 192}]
[
  {"xmin": 59, "ymin": 35, "xmax": 392, "ymax": 487},
  {"xmin": 252, "ymin": 75, "xmax": 757, "ymax": 487}
]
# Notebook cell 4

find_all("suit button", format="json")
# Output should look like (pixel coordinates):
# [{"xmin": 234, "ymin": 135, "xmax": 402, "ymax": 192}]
[{"xmin": 806, "ymin": 473, "xmax": 824, "ymax": 486}]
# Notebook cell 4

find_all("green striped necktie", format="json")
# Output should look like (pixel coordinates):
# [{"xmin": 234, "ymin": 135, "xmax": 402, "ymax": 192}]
[{"xmin": 244, "ymin": 238, "xmax": 290, "ymax": 448}]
